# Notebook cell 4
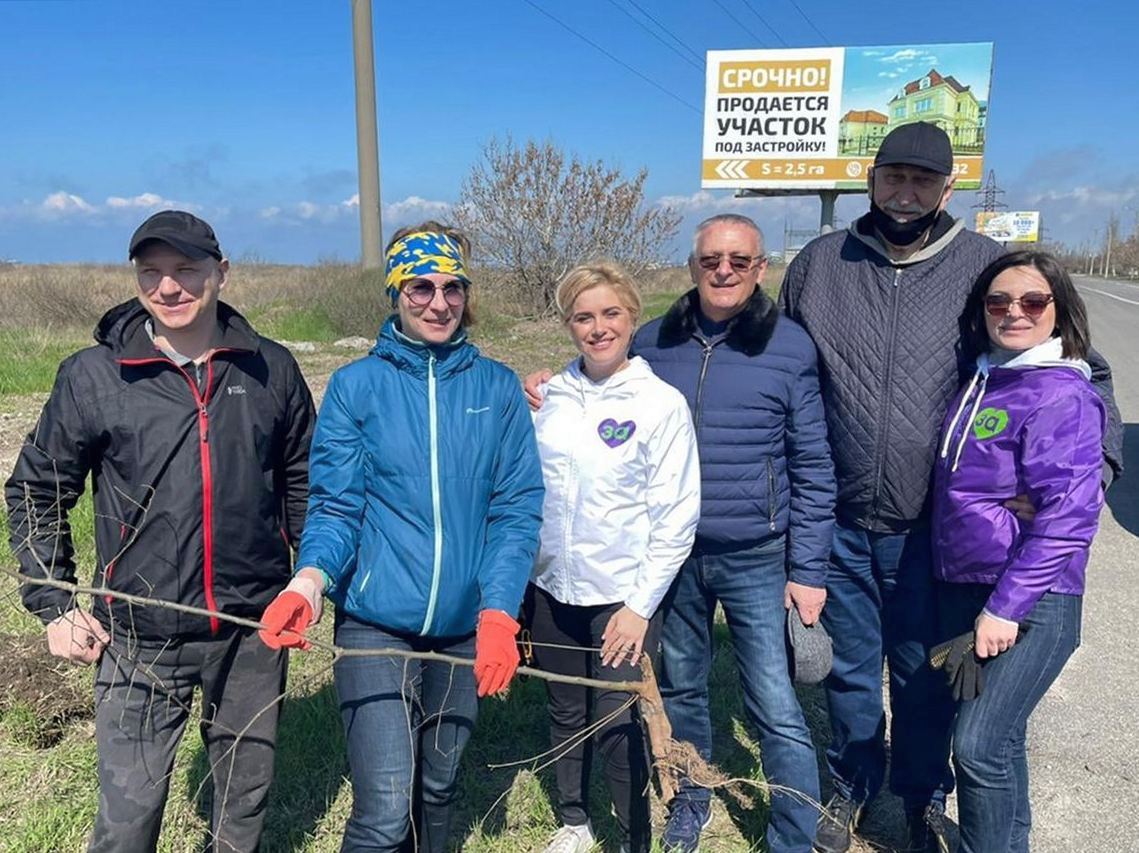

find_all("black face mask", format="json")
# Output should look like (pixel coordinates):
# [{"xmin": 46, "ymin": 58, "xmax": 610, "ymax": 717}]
[{"xmin": 868, "ymin": 199, "xmax": 940, "ymax": 247}]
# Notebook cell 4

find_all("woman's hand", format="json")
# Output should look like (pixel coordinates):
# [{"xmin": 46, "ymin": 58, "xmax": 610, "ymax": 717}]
[
  {"xmin": 974, "ymin": 612, "xmax": 1019, "ymax": 659},
  {"xmin": 601, "ymin": 606, "xmax": 649, "ymax": 669},
  {"xmin": 258, "ymin": 568, "xmax": 326, "ymax": 650}
]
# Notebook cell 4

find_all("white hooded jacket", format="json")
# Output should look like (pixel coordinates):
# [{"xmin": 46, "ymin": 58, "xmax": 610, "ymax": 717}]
[{"xmin": 532, "ymin": 355, "xmax": 701, "ymax": 618}]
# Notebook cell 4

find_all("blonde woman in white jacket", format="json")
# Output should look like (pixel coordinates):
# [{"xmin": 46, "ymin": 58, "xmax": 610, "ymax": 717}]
[{"xmin": 526, "ymin": 262, "xmax": 701, "ymax": 853}]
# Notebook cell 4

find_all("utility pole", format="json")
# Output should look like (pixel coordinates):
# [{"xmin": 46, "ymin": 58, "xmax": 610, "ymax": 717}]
[
  {"xmin": 1104, "ymin": 215, "xmax": 1117, "ymax": 279},
  {"xmin": 352, "ymin": 0, "xmax": 382, "ymax": 269}
]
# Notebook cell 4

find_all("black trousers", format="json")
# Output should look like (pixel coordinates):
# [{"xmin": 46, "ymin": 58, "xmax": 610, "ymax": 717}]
[
  {"xmin": 523, "ymin": 583, "xmax": 660, "ymax": 853},
  {"xmin": 89, "ymin": 627, "xmax": 287, "ymax": 853}
]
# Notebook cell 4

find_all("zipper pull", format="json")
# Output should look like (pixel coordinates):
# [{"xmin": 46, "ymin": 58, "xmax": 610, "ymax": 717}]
[{"xmin": 199, "ymin": 404, "xmax": 208, "ymax": 442}]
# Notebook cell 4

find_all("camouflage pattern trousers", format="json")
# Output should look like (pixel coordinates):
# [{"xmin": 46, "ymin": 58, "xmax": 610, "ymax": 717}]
[{"xmin": 87, "ymin": 626, "xmax": 287, "ymax": 853}]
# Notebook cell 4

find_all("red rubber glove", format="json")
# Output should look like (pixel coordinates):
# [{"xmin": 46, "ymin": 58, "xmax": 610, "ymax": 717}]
[
  {"xmin": 474, "ymin": 609, "xmax": 521, "ymax": 697},
  {"xmin": 259, "ymin": 591, "xmax": 314, "ymax": 650}
]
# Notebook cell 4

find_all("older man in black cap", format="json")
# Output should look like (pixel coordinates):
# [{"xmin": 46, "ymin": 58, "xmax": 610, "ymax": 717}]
[
  {"xmin": 780, "ymin": 122, "xmax": 1123, "ymax": 852},
  {"xmin": 6, "ymin": 210, "xmax": 316, "ymax": 852}
]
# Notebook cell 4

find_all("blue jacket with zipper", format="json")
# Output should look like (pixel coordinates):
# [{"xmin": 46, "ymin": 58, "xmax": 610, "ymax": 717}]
[
  {"xmin": 633, "ymin": 287, "xmax": 835, "ymax": 587},
  {"xmin": 297, "ymin": 316, "xmax": 544, "ymax": 637}
]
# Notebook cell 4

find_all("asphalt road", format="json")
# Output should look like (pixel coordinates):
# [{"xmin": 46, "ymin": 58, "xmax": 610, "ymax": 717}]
[{"xmin": 1026, "ymin": 275, "xmax": 1139, "ymax": 851}]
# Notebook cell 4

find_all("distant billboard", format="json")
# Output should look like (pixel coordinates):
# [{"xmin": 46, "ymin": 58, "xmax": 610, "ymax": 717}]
[
  {"xmin": 975, "ymin": 211, "xmax": 1040, "ymax": 242},
  {"xmin": 702, "ymin": 42, "xmax": 994, "ymax": 191}
]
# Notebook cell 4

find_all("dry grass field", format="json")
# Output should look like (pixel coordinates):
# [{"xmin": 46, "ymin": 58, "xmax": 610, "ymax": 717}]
[{"xmin": 0, "ymin": 261, "xmax": 911, "ymax": 853}]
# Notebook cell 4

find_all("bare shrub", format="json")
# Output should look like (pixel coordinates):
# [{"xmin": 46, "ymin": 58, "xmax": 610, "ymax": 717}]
[{"xmin": 455, "ymin": 137, "xmax": 682, "ymax": 316}]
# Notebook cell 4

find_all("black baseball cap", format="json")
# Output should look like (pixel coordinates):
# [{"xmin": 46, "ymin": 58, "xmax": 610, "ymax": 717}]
[
  {"xmin": 128, "ymin": 210, "xmax": 223, "ymax": 261},
  {"xmin": 874, "ymin": 122, "xmax": 953, "ymax": 176}
]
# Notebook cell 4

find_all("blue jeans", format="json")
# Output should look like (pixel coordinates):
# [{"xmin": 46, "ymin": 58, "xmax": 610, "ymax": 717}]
[
  {"xmin": 940, "ymin": 585, "xmax": 1082, "ymax": 853},
  {"xmin": 334, "ymin": 613, "xmax": 478, "ymax": 853},
  {"xmin": 821, "ymin": 519, "xmax": 955, "ymax": 810},
  {"xmin": 660, "ymin": 537, "xmax": 819, "ymax": 853}
]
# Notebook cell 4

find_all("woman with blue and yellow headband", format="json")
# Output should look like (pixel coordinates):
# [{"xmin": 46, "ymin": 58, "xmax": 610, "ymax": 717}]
[{"xmin": 258, "ymin": 221, "xmax": 544, "ymax": 852}]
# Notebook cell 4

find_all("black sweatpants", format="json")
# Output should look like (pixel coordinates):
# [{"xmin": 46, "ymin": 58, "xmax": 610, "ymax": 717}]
[{"xmin": 523, "ymin": 583, "xmax": 660, "ymax": 853}]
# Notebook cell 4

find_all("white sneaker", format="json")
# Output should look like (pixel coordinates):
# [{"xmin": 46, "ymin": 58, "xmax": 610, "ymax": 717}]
[{"xmin": 542, "ymin": 822, "xmax": 596, "ymax": 853}]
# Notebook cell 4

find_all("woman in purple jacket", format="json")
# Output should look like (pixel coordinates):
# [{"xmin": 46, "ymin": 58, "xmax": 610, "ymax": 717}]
[{"xmin": 932, "ymin": 250, "xmax": 1105, "ymax": 853}]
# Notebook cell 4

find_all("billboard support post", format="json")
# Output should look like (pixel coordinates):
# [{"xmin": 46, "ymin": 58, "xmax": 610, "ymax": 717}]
[{"xmin": 820, "ymin": 191, "xmax": 838, "ymax": 233}]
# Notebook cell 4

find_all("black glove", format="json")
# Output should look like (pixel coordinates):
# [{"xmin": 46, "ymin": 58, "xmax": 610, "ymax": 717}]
[{"xmin": 929, "ymin": 631, "xmax": 985, "ymax": 701}]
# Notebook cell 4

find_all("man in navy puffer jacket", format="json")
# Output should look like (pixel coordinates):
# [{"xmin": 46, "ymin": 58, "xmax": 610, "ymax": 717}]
[{"xmin": 634, "ymin": 214, "xmax": 835, "ymax": 853}]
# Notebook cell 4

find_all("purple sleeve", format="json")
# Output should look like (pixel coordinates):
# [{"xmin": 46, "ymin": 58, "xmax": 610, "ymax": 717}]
[{"xmin": 985, "ymin": 389, "xmax": 1105, "ymax": 622}]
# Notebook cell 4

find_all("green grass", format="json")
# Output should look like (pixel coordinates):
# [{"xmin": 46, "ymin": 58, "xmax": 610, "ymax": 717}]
[
  {"xmin": 0, "ymin": 279, "xmax": 818, "ymax": 852},
  {"xmin": 0, "ymin": 328, "xmax": 92, "ymax": 397},
  {"xmin": 245, "ymin": 305, "xmax": 342, "ymax": 344}
]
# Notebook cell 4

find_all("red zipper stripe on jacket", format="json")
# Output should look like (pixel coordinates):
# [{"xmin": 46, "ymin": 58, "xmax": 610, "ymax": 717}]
[{"xmin": 118, "ymin": 352, "xmax": 229, "ymax": 633}]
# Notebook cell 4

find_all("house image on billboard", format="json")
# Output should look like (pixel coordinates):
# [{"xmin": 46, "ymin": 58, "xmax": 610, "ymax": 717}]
[
  {"xmin": 886, "ymin": 68, "xmax": 983, "ymax": 152},
  {"xmin": 838, "ymin": 109, "xmax": 889, "ymax": 155}
]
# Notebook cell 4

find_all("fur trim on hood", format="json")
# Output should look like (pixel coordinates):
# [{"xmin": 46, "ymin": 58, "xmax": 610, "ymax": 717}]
[{"xmin": 656, "ymin": 286, "xmax": 779, "ymax": 357}]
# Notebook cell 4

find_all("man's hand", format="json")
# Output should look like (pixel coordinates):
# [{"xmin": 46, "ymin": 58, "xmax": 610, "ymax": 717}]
[
  {"xmin": 258, "ymin": 568, "xmax": 325, "ymax": 650},
  {"xmin": 523, "ymin": 369, "xmax": 553, "ymax": 412},
  {"xmin": 784, "ymin": 581, "xmax": 826, "ymax": 626},
  {"xmin": 600, "ymin": 606, "xmax": 650, "ymax": 669},
  {"xmin": 1003, "ymin": 494, "xmax": 1036, "ymax": 522},
  {"xmin": 46, "ymin": 608, "xmax": 110, "ymax": 665},
  {"xmin": 974, "ymin": 612, "xmax": 1019, "ymax": 659}
]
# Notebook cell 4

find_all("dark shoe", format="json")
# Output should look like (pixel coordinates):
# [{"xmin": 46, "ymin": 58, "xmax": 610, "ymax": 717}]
[
  {"xmin": 662, "ymin": 797, "xmax": 712, "ymax": 853},
  {"xmin": 813, "ymin": 794, "xmax": 862, "ymax": 853},
  {"xmin": 904, "ymin": 801, "xmax": 951, "ymax": 853}
]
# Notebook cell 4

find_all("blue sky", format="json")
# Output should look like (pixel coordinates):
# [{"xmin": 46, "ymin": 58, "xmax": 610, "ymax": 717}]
[{"xmin": 1, "ymin": 0, "xmax": 1136, "ymax": 263}]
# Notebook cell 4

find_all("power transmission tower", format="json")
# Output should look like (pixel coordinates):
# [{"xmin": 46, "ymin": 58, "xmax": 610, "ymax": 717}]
[
  {"xmin": 783, "ymin": 220, "xmax": 821, "ymax": 264},
  {"xmin": 972, "ymin": 170, "xmax": 1008, "ymax": 213}
]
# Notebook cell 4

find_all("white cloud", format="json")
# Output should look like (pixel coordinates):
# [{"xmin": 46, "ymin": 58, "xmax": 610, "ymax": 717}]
[
  {"xmin": 8, "ymin": 190, "xmax": 198, "ymax": 222},
  {"xmin": 383, "ymin": 195, "xmax": 451, "ymax": 222},
  {"xmin": 40, "ymin": 191, "xmax": 97, "ymax": 216},
  {"xmin": 253, "ymin": 194, "xmax": 451, "ymax": 227},
  {"xmin": 1025, "ymin": 185, "xmax": 1139, "ymax": 208},
  {"xmin": 655, "ymin": 190, "xmax": 756, "ymax": 215},
  {"xmin": 880, "ymin": 49, "xmax": 923, "ymax": 64},
  {"xmin": 105, "ymin": 192, "xmax": 187, "ymax": 210}
]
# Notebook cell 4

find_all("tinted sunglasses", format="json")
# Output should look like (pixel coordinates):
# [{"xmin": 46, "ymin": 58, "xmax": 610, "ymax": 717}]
[
  {"xmin": 696, "ymin": 254, "xmax": 765, "ymax": 273},
  {"xmin": 984, "ymin": 291, "xmax": 1054, "ymax": 319},
  {"xmin": 404, "ymin": 280, "xmax": 468, "ymax": 307}
]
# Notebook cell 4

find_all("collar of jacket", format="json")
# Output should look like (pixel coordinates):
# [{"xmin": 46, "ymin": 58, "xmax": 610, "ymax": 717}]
[
  {"xmin": 95, "ymin": 299, "xmax": 260, "ymax": 360},
  {"xmin": 656, "ymin": 286, "xmax": 779, "ymax": 357},
  {"xmin": 561, "ymin": 354, "xmax": 653, "ymax": 395},
  {"xmin": 371, "ymin": 314, "xmax": 477, "ymax": 378},
  {"xmin": 849, "ymin": 210, "xmax": 964, "ymax": 267},
  {"xmin": 982, "ymin": 336, "xmax": 1091, "ymax": 380}
]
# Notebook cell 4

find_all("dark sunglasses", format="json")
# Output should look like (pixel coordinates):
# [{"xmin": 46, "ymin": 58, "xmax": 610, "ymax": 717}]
[
  {"xmin": 983, "ymin": 291, "xmax": 1054, "ymax": 319},
  {"xmin": 696, "ymin": 254, "xmax": 765, "ymax": 273},
  {"xmin": 404, "ymin": 279, "xmax": 468, "ymax": 308}
]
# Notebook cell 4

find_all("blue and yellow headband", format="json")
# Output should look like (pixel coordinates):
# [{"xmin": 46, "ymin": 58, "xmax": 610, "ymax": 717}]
[{"xmin": 384, "ymin": 231, "xmax": 470, "ymax": 303}]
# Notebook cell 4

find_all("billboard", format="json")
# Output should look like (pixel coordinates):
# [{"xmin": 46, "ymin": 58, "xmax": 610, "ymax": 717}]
[
  {"xmin": 702, "ymin": 42, "xmax": 994, "ymax": 191},
  {"xmin": 975, "ymin": 211, "xmax": 1040, "ymax": 242}
]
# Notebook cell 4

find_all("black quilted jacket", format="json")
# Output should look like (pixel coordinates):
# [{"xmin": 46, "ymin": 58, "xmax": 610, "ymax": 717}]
[{"xmin": 780, "ymin": 213, "xmax": 1123, "ymax": 532}]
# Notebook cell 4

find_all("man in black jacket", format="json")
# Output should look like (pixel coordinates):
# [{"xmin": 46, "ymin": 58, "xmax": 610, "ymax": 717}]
[
  {"xmin": 6, "ymin": 210, "xmax": 315, "ymax": 853},
  {"xmin": 780, "ymin": 123, "xmax": 1123, "ymax": 853}
]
